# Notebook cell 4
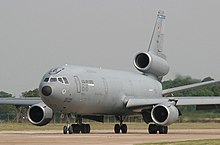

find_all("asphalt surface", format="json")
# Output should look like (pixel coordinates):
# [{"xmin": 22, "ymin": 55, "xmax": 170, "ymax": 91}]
[{"xmin": 0, "ymin": 129, "xmax": 220, "ymax": 145}]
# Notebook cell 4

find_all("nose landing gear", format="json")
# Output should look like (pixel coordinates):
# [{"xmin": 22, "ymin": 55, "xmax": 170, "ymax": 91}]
[{"xmin": 114, "ymin": 115, "xmax": 127, "ymax": 134}]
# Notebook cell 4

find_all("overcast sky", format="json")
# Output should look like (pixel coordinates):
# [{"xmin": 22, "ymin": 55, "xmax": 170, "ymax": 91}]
[{"xmin": 0, "ymin": 0, "xmax": 220, "ymax": 95}]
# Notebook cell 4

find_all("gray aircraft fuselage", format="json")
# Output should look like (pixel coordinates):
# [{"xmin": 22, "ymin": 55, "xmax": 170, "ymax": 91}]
[{"xmin": 39, "ymin": 65, "xmax": 162, "ymax": 115}]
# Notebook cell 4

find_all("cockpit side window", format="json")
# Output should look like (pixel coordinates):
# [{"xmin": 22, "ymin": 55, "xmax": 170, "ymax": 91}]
[
  {"xmin": 63, "ymin": 77, "xmax": 69, "ymax": 84},
  {"xmin": 58, "ymin": 77, "xmax": 64, "ymax": 83},
  {"xmin": 44, "ymin": 78, "xmax": 49, "ymax": 82},
  {"xmin": 50, "ymin": 78, "xmax": 57, "ymax": 82}
]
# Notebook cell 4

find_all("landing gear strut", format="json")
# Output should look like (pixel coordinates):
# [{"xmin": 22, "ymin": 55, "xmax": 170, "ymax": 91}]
[
  {"xmin": 63, "ymin": 114, "xmax": 73, "ymax": 134},
  {"xmin": 63, "ymin": 114, "xmax": 91, "ymax": 134},
  {"xmin": 148, "ymin": 124, "xmax": 168, "ymax": 134},
  {"xmin": 114, "ymin": 116, "xmax": 127, "ymax": 134}
]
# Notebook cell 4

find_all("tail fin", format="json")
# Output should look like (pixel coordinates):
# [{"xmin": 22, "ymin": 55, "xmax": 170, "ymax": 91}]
[{"xmin": 148, "ymin": 10, "xmax": 166, "ymax": 59}]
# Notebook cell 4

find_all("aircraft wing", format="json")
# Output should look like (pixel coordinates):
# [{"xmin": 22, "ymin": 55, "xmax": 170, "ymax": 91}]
[
  {"xmin": 162, "ymin": 80, "xmax": 220, "ymax": 96},
  {"xmin": 126, "ymin": 96, "xmax": 220, "ymax": 112},
  {"xmin": 169, "ymin": 97, "xmax": 220, "ymax": 106},
  {"xmin": 0, "ymin": 97, "xmax": 42, "ymax": 106},
  {"xmin": 126, "ymin": 98, "xmax": 168, "ymax": 109}
]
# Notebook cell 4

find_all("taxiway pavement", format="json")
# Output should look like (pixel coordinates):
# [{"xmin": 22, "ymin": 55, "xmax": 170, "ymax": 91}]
[{"xmin": 0, "ymin": 129, "xmax": 220, "ymax": 145}]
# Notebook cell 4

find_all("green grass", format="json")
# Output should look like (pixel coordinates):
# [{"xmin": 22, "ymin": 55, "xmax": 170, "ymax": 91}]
[
  {"xmin": 137, "ymin": 139, "xmax": 220, "ymax": 145},
  {"xmin": 1, "ymin": 122, "xmax": 220, "ymax": 131}
]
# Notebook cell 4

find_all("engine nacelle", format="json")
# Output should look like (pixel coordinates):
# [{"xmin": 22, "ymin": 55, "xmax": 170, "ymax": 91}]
[
  {"xmin": 27, "ymin": 103, "xmax": 53, "ymax": 126},
  {"xmin": 134, "ymin": 52, "xmax": 169, "ymax": 77},
  {"xmin": 151, "ymin": 103, "xmax": 179, "ymax": 126}
]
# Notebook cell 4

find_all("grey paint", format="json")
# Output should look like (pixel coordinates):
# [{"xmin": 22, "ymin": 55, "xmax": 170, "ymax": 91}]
[{"xmin": 40, "ymin": 65, "xmax": 162, "ymax": 115}]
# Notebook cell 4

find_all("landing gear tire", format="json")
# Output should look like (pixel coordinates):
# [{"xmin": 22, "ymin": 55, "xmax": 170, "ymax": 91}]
[
  {"xmin": 72, "ymin": 124, "xmax": 81, "ymax": 133},
  {"xmin": 68, "ymin": 126, "xmax": 73, "ymax": 134},
  {"xmin": 81, "ymin": 124, "xmax": 87, "ymax": 133},
  {"xmin": 81, "ymin": 124, "xmax": 91, "ymax": 133},
  {"xmin": 121, "ymin": 124, "xmax": 127, "ymax": 134},
  {"xmin": 114, "ymin": 124, "xmax": 120, "ymax": 133},
  {"xmin": 158, "ymin": 126, "xmax": 168, "ymax": 134},
  {"xmin": 148, "ymin": 124, "xmax": 158, "ymax": 134},
  {"xmin": 63, "ymin": 114, "xmax": 91, "ymax": 134},
  {"xmin": 71, "ymin": 123, "xmax": 91, "ymax": 134},
  {"xmin": 85, "ymin": 124, "xmax": 91, "ymax": 133},
  {"xmin": 148, "ymin": 124, "xmax": 168, "ymax": 134},
  {"xmin": 114, "ymin": 124, "xmax": 127, "ymax": 134},
  {"xmin": 63, "ymin": 126, "xmax": 68, "ymax": 134}
]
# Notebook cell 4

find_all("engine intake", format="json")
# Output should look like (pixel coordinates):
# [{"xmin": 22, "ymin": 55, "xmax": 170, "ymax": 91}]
[
  {"xmin": 151, "ymin": 104, "xmax": 179, "ymax": 126},
  {"xmin": 27, "ymin": 103, "xmax": 53, "ymax": 126},
  {"xmin": 134, "ymin": 52, "xmax": 169, "ymax": 77}
]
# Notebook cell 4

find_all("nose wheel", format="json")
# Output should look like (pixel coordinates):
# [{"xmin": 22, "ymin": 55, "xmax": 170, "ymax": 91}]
[
  {"xmin": 114, "ymin": 115, "xmax": 127, "ymax": 134},
  {"xmin": 114, "ymin": 124, "xmax": 127, "ymax": 133}
]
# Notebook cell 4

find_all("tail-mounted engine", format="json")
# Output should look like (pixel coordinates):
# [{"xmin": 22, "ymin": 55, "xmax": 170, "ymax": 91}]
[
  {"xmin": 151, "ymin": 103, "xmax": 179, "ymax": 126},
  {"xmin": 134, "ymin": 52, "xmax": 169, "ymax": 77},
  {"xmin": 27, "ymin": 103, "xmax": 53, "ymax": 126}
]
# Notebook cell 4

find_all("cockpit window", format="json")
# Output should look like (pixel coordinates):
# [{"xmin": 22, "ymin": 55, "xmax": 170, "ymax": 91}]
[
  {"xmin": 44, "ymin": 78, "xmax": 49, "ymax": 82},
  {"xmin": 50, "ymin": 78, "xmax": 57, "ymax": 82},
  {"xmin": 63, "ymin": 77, "xmax": 69, "ymax": 84},
  {"xmin": 43, "ymin": 76, "xmax": 69, "ymax": 84},
  {"xmin": 58, "ymin": 77, "xmax": 64, "ymax": 83}
]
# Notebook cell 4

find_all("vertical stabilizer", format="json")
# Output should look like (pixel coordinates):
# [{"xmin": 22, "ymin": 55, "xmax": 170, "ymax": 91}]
[
  {"xmin": 148, "ymin": 10, "xmax": 166, "ymax": 59},
  {"xmin": 134, "ymin": 10, "xmax": 169, "ymax": 80}
]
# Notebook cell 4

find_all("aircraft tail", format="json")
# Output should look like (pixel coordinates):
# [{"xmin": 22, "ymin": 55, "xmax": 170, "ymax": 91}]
[
  {"xmin": 134, "ymin": 10, "xmax": 169, "ymax": 80},
  {"xmin": 148, "ymin": 10, "xmax": 166, "ymax": 59}
]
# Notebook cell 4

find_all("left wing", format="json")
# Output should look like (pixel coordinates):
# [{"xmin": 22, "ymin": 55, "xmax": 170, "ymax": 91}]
[
  {"xmin": 0, "ymin": 97, "xmax": 42, "ymax": 106},
  {"xmin": 126, "ymin": 98, "xmax": 168, "ymax": 109},
  {"xmin": 169, "ymin": 96, "xmax": 220, "ymax": 106},
  {"xmin": 126, "ymin": 96, "xmax": 220, "ymax": 112}
]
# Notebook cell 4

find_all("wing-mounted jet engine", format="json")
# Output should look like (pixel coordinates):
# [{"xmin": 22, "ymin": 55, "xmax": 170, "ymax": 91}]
[
  {"xmin": 27, "ymin": 103, "xmax": 53, "ymax": 126},
  {"xmin": 151, "ymin": 103, "xmax": 179, "ymax": 126}
]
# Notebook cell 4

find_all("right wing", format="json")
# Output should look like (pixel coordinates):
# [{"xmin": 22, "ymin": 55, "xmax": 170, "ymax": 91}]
[{"xmin": 0, "ymin": 97, "xmax": 42, "ymax": 106}]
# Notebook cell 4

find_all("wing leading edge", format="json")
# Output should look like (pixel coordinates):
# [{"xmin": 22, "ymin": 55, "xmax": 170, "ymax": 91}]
[
  {"xmin": 126, "ymin": 96, "xmax": 220, "ymax": 113},
  {"xmin": 162, "ymin": 80, "xmax": 220, "ymax": 96},
  {"xmin": 0, "ymin": 97, "xmax": 42, "ymax": 106},
  {"xmin": 126, "ymin": 80, "xmax": 220, "ymax": 112}
]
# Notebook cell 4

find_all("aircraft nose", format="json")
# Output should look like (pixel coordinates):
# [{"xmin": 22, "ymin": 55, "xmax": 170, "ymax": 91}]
[{"xmin": 41, "ymin": 86, "xmax": 52, "ymax": 96}]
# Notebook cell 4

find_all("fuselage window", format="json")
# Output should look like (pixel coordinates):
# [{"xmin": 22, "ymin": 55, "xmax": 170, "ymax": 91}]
[
  {"xmin": 50, "ymin": 78, "xmax": 57, "ymax": 82},
  {"xmin": 63, "ymin": 77, "xmax": 69, "ymax": 84},
  {"xmin": 58, "ymin": 77, "xmax": 64, "ymax": 83},
  {"xmin": 44, "ymin": 78, "xmax": 49, "ymax": 82}
]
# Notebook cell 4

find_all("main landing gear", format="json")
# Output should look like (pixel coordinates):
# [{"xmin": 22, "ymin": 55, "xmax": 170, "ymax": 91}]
[
  {"xmin": 114, "ymin": 116, "xmax": 127, "ymax": 134},
  {"xmin": 63, "ymin": 114, "xmax": 91, "ymax": 134},
  {"xmin": 148, "ymin": 124, "xmax": 168, "ymax": 134}
]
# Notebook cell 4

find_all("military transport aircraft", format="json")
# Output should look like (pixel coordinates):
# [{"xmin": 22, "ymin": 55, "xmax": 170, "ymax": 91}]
[{"xmin": 1, "ymin": 10, "xmax": 220, "ymax": 134}]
